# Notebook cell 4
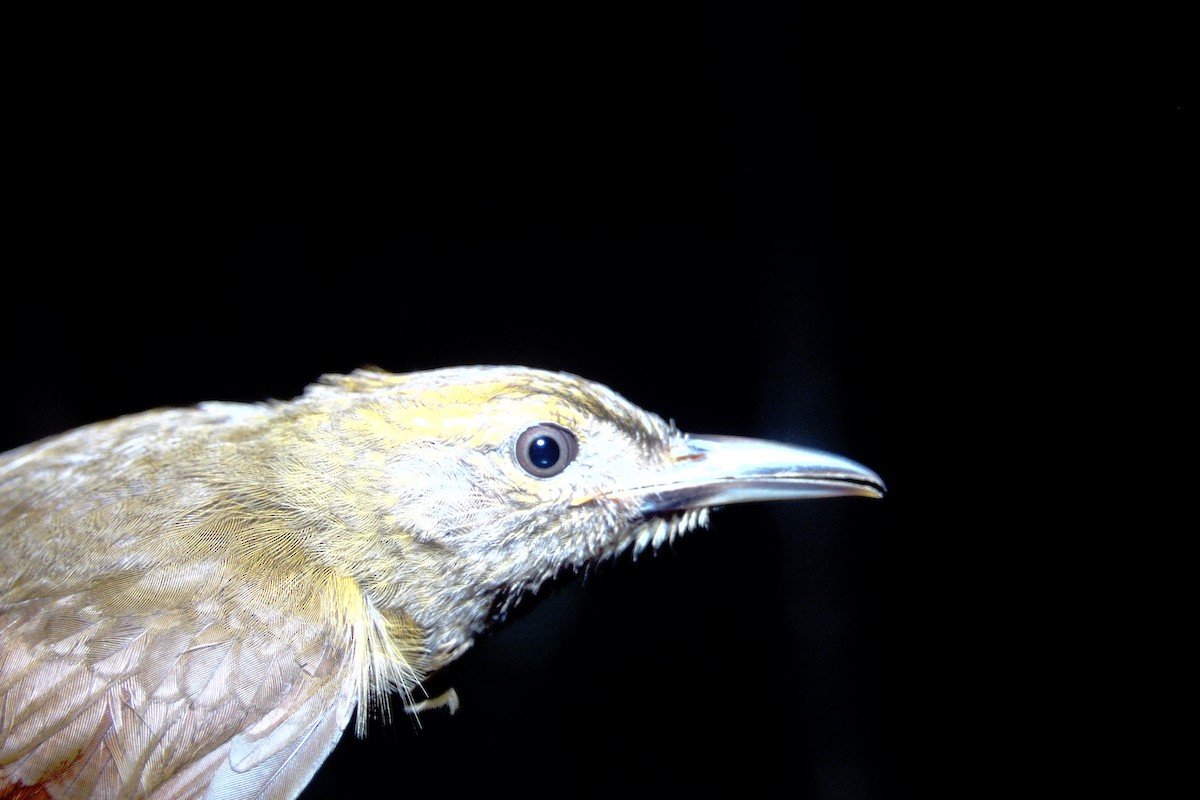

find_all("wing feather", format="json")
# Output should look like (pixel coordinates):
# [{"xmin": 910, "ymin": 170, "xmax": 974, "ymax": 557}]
[
  {"xmin": 1, "ymin": 394, "xmax": 411, "ymax": 800},
  {"xmin": 0, "ymin": 591, "xmax": 359, "ymax": 800}
]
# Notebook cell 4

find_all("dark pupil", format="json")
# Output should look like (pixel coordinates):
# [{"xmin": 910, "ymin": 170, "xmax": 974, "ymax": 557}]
[{"xmin": 529, "ymin": 436, "xmax": 560, "ymax": 469}]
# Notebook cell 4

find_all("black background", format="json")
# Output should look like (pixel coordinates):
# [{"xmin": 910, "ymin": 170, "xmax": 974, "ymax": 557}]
[{"xmin": 2, "ymin": 7, "xmax": 1189, "ymax": 799}]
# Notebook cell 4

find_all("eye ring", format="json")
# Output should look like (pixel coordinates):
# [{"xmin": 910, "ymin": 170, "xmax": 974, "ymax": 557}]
[{"xmin": 516, "ymin": 424, "xmax": 578, "ymax": 478}]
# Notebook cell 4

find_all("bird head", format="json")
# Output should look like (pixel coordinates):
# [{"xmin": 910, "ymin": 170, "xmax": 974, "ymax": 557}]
[{"xmin": 291, "ymin": 366, "xmax": 883, "ymax": 652}]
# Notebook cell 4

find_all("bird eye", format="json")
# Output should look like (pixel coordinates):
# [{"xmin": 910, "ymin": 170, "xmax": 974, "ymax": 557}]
[{"xmin": 516, "ymin": 424, "xmax": 578, "ymax": 478}]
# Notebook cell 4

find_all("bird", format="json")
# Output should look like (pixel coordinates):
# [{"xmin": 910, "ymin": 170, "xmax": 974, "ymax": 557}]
[{"xmin": 0, "ymin": 365, "xmax": 883, "ymax": 799}]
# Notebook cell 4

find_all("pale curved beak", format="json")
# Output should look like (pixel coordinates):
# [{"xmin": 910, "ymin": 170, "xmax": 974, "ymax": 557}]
[{"xmin": 636, "ymin": 434, "xmax": 885, "ymax": 515}]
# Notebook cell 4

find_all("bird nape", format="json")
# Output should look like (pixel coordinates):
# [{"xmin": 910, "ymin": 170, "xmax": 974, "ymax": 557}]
[{"xmin": 0, "ymin": 365, "xmax": 883, "ymax": 799}]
